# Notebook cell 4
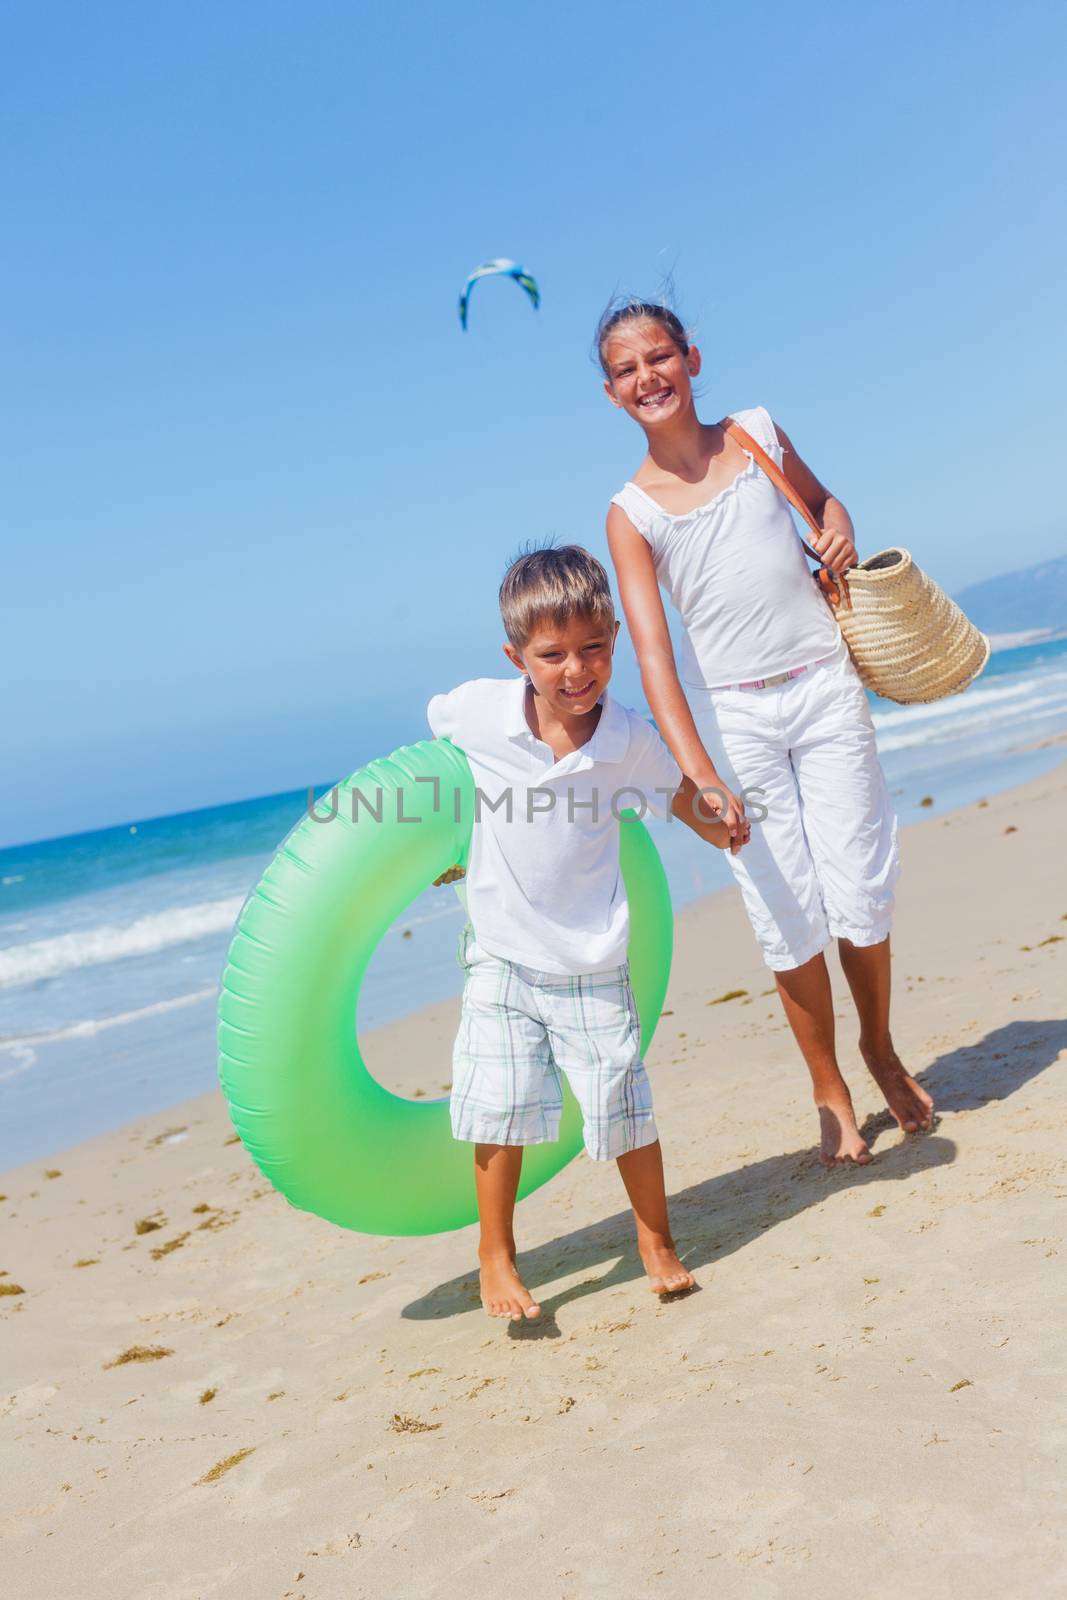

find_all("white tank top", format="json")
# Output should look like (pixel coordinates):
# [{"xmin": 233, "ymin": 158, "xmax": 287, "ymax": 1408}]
[{"xmin": 611, "ymin": 406, "xmax": 841, "ymax": 689}]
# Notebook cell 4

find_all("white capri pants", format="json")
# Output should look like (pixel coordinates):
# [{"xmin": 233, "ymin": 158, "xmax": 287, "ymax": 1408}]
[{"xmin": 690, "ymin": 640, "xmax": 899, "ymax": 971}]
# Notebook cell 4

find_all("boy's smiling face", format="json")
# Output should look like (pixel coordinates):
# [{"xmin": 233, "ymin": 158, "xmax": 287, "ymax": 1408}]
[{"xmin": 503, "ymin": 611, "xmax": 619, "ymax": 725}]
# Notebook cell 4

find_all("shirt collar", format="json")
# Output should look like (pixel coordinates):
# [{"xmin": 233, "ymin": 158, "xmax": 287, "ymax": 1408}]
[
  {"xmin": 505, "ymin": 675, "xmax": 534, "ymax": 738},
  {"xmin": 506, "ymin": 678, "xmax": 631, "ymax": 765}
]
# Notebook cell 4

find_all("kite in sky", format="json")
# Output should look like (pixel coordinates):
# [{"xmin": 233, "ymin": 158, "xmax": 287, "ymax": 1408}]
[{"xmin": 457, "ymin": 258, "xmax": 540, "ymax": 330}]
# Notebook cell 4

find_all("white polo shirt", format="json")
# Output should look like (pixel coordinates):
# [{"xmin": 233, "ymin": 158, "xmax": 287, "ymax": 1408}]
[{"xmin": 427, "ymin": 677, "xmax": 682, "ymax": 976}]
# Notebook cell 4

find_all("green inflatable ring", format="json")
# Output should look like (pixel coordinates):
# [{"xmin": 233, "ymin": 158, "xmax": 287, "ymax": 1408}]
[{"xmin": 217, "ymin": 738, "xmax": 673, "ymax": 1236}]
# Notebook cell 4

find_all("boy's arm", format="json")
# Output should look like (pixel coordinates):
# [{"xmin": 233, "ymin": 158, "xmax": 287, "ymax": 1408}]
[
  {"xmin": 425, "ymin": 726, "xmax": 467, "ymax": 889},
  {"xmin": 670, "ymin": 778, "xmax": 731, "ymax": 849},
  {"xmin": 431, "ymin": 739, "xmax": 465, "ymax": 884}
]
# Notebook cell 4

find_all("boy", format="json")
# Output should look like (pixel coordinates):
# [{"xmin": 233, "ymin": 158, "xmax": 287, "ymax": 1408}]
[{"xmin": 428, "ymin": 546, "xmax": 728, "ymax": 1321}]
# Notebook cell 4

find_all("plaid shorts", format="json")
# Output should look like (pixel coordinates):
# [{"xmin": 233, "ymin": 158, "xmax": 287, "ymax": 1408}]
[{"xmin": 451, "ymin": 926, "xmax": 658, "ymax": 1162}]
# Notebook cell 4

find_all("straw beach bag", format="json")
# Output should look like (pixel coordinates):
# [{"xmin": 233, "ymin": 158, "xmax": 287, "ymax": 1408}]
[{"xmin": 723, "ymin": 419, "xmax": 991, "ymax": 705}]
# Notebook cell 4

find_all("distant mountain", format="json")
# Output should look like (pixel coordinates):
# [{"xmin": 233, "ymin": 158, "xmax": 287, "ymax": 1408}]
[{"xmin": 954, "ymin": 554, "xmax": 1067, "ymax": 639}]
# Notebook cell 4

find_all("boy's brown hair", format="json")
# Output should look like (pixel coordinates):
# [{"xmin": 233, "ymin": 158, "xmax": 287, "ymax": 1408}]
[{"xmin": 498, "ymin": 544, "xmax": 616, "ymax": 651}]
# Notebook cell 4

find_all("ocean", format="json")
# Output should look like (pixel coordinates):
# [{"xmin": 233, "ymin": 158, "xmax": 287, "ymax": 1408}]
[{"xmin": 3, "ymin": 634, "xmax": 1066, "ymax": 1169}]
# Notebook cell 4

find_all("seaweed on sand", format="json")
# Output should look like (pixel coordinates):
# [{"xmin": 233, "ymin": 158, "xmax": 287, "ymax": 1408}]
[
  {"xmin": 103, "ymin": 1345, "xmax": 174, "ymax": 1369},
  {"xmin": 196, "ymin": 1447, "xmax": 255, "ymax": 1484}
]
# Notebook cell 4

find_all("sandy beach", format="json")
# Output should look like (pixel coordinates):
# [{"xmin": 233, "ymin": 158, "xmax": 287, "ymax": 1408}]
[{"xmin": 2, "ymin": 764, "xmax": 1065, "ymax": 1599}]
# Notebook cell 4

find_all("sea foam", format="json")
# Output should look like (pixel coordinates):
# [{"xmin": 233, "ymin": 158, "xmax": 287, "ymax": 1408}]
[{"xmin": 0, "ymin": 898, "xmax": 243, "ymax": 989}]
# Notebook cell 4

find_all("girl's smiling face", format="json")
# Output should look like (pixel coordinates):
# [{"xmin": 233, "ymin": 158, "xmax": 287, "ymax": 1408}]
[{"xmin": 602, "ymin": 319, "xmax": 701, "ymax": 428}]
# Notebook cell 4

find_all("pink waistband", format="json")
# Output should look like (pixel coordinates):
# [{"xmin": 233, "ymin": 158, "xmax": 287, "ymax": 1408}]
[
  {"xmin": 700, "ymin": 645, "xmax": 843, "ymax": 695},
  {"xmin": 733, "ymin": 664, "xmax": 812, "ymax": 692}
]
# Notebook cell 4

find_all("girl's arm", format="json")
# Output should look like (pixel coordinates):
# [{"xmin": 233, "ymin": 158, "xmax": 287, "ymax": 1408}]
[
  {"xmin": 776, "ymin": 424, "xmax": 858, "ymax": 575},
  {"xmin": 606, "ymin": 504, "xmax": 749, "ymax": 855}
]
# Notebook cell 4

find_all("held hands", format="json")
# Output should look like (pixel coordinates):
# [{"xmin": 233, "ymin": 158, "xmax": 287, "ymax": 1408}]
[
  {"xmin": 433, "ymin": 865, "xmax": 466, "ymax": 886},
  {"xmin": 675, "ymin": 777, "xmax": 751, "ymax": 856},
  {"xmin": 701, "ymin": 783, "xmax": 751, "ymax": 856}
]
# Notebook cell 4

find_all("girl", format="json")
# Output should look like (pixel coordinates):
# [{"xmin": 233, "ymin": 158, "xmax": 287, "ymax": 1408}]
[{"xmin": 599, "ymin": 297, "xmax": 933, "ymax": 1166}]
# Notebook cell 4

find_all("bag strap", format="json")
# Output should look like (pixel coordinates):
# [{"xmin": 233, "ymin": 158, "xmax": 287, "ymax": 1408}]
[{"xmin": 721, "ymin": 416, "xmax": 851, "ymax": 608}]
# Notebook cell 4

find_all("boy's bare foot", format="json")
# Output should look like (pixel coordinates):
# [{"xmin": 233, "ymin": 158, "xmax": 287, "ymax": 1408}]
[
  {"xmin": 860, "ymin": 1039, "xmax": 935, "ymax": 1134},
  {"xmin": 817, "ymin": 1093, "xmax": 872, "ymax": 1167},
  {"xmin": 639, "ymin": 1242, "xmax": 695, "ymax": 1296},
  {"xmin": 479, "ymin": 1252, "xmax": 541, "ymax": 1321}
]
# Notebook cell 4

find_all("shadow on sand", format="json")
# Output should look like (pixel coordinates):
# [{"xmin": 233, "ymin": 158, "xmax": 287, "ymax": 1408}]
[{"xmin": 402, "ymin": 1017, "xmax": 1066, "ymax": 1328}]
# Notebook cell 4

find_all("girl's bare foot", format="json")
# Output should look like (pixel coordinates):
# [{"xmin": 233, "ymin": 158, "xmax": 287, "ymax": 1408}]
[
  {"xmin": 817, "ymin": 1092, "xmax": 872, "ymax": 1167},
  {"xmin": 478, "ymin": 1251, "xmax": 541, "ymax": 1321},
  {"xmin": 639, "ymin": 1241, "xmax": 695, "ymax": 1296},
  {"xmin": 860, "ymin": 1038, "xmax": 934, "ymax": 1134}
]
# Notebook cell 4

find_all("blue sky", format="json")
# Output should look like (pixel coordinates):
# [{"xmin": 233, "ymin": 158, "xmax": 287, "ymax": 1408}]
[{"xmin": 4, "ymin": 0, "xmax": 1065, "ymax": 848}]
